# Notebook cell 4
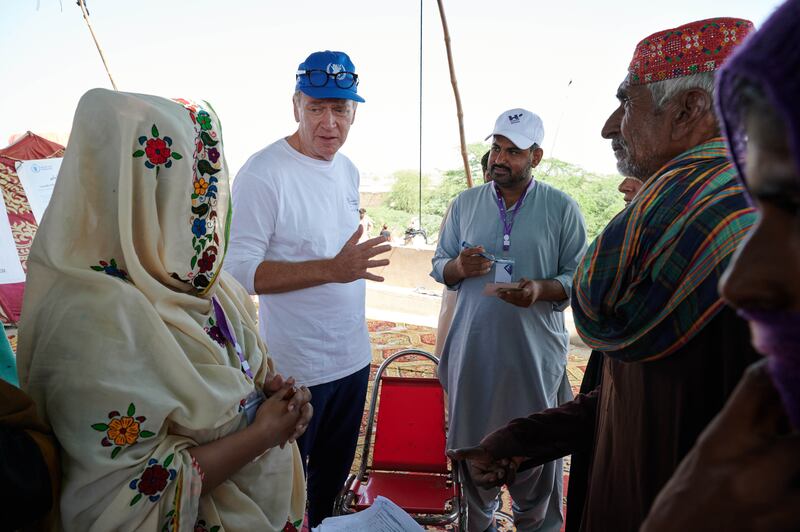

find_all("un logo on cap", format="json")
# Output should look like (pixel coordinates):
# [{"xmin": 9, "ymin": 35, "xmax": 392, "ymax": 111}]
[
  {"xmin": 508, "ymin": 113, "xmax": 523, "ymax": 124},
  {"xmin": 327, "ymin": 63, "xmax": 345, "ymax": 75}
]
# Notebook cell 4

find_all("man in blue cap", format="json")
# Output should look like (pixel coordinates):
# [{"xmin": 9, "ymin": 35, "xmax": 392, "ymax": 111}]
[{"xmin": 225, "ymin": 50, "xmax": 391, "ymax": 526}]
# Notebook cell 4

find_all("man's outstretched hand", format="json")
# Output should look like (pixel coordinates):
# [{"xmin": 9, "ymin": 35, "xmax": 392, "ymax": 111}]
[
  {"xmin": 330, "ymin": 225, "xmax": 392, "ymax": 283},
  {"xmin": 447, "ymin": 446, "xmax": 522, "ymax": 488}
]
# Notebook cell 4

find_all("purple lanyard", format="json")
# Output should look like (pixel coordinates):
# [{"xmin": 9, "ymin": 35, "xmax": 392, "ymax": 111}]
[
  {"xmin": 212, "ymin": 296, "xmax": 253, "ymax": 379},
  {"xmin": 494, "ymin": 181, "xmax": 532, "ymax": 252}
]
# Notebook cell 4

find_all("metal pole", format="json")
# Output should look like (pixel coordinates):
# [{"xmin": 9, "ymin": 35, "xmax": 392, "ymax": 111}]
[{"xmin": 419, "ymin": 0, "xmax": 424, "ymax": 233}]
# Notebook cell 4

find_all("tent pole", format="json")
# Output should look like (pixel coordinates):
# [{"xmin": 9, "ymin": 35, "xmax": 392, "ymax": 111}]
[
  {"xmin": 436, "ymin": 0, "xmax": 472, "ymax": 188},
  {"xmin": 77, "ymin": 0, "xmax": 118, "ymax": 91},
  {"xmin": 419, "ymin": 0, "xmax": 423, "ymax": 236}
]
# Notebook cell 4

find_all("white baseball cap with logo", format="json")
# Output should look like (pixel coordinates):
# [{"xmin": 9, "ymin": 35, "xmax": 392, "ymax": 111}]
[{"xmin": 485, "ymin": 108, "xmax": 545, "ymax": 150}]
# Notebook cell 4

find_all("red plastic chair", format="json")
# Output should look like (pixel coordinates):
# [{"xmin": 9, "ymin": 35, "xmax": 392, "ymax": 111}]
[{"xmin": 334, "ymin": 349, "xmax": 465, "ymax": 529}]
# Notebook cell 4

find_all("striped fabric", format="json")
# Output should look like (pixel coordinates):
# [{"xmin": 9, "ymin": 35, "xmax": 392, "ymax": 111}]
[{"xmin": 573, "ymin": 138, "xmax": 756, "ymax": 362}]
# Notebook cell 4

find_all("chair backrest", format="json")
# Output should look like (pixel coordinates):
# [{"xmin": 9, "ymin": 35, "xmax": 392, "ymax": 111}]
[{"xmin": 370, "ymin": 375, "xmax": 448, "ymax": 474}]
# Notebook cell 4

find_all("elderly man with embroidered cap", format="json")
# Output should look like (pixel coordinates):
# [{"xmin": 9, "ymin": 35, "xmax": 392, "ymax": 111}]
[
  {"xmin": 225, "ymin": 50, "xmax": 390, "ymax": 526},
  {"xmin": 432, "ymin": 109, "xmax": 586, "ymax": 531},
  {"xmin": 642, "ymin": 2, "xmax": 800, "ymax": 528},
  {"xmin": 449, "ymin": 18, "xmax": 762, "ymax": 532}
]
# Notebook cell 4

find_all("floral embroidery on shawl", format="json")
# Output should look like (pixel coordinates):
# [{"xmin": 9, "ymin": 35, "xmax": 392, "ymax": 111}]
[
  {"xmin": 90, "ymin": 258, "xmax": 130, "ymax": 282},
  {"xmin": 203, "ymin": 315, "xmax": 225, "ymax": 346},
  {"xmin": 91, "ymin": 402, "xmax": 155, "ymax": 459},
  {"xmin": 283, "ymin": 518, "xmax": 304, "ymax": 531},
  {"xmin": 172, "ymin": 98, "xmax": 223, "ymax": 292},
  {"xmin": 129, "ymin": 453, "xmax": 177, "ymax": 506},
  {"xmin": 160, "ymin": 468, "xmax": 186, "ymax": 532},
  {"xmin": 161, "ymin": 509, "xmax": 177, "ymax": 532},
  {"xmin": 133, "ymin": 124, "xmax": 184, "ymax": 176},
  {"xmin": 194, "ymin": 519, "xmax": 221, "ymax": 532}
]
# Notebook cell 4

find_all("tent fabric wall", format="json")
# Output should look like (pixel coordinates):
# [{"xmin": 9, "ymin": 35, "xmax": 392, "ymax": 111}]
[{"xmin": 0, "ymin": 132, "xmax": 64, "ymax": 324}]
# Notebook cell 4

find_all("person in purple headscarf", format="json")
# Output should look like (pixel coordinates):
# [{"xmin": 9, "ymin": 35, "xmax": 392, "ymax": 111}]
[{"xmin": 642, "ymin": 1, "xmax": 800, "ymax": 530}]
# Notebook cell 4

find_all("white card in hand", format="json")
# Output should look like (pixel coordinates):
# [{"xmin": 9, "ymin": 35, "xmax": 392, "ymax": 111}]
[{"xmin": 482, "ymin": 282, "xmax": 523, "ymax": 296}]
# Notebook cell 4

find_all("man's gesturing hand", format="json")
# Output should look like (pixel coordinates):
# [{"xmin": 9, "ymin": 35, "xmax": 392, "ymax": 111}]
[
  {"xmin": 330, "ymin": 225, "xmax": 392, "ymax": 283},
  {"xmin": 447, "ymin": 446, "xmax": 520, "ymax": 489}
]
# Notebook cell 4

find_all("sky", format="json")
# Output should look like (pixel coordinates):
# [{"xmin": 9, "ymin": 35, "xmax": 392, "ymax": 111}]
[{"xmin": 0, "ymin": 0, "xmax": 785, "ymax": 182}]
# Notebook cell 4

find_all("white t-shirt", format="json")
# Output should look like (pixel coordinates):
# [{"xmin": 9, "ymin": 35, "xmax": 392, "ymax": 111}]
[{"xmin": 225, "ymin": 139, "xmax": 371, "ymax": 387}]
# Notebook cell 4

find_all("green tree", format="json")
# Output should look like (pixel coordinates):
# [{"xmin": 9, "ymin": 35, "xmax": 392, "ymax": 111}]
[
  {"xmin": 387, "ymin": 169, "xmax": 431, "ymax": 213},
  {"xmin": 535, "ymin": 159, "xmax": 625, "ymax": 240},
  {"xmin": 378, "ymin": 151, "xmax": 625, "ymax": 245},
  {"xmin": 425, "ymin": 142, "xmax": 489, "ymax": 220}
]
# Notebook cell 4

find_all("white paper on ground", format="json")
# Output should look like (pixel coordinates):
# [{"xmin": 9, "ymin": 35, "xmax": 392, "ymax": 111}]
[
  {"xmin": 0, "ymin": 194, "xmax": 26, "ymax": 284},
  {"xmin": 312, "ymin": 496, "xmax": 424, "ymax": 532},
  {"xmin": 15, "ymin": 157, "xmax": 62, "ymax": 224}
]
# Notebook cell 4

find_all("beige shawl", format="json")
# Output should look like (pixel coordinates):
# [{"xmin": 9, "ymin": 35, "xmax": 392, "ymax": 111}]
[{"xmin": 17, "ymin": 89, "xmax": 305, "ymax": 531}]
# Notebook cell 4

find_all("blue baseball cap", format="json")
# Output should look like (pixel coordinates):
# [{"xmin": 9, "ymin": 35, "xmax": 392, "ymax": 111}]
[{"xmin": 295, "ymin": 50, "xmax": 365, "ymax": 103}]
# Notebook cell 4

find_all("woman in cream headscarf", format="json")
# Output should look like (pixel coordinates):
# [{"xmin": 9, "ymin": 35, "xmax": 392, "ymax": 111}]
[{"xmin": 16, "ymin": 88, "xmax": 309, "ymax": 531}]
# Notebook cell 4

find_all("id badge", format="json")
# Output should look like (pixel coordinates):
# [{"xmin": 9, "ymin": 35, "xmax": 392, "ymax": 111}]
[
  {"xmin": 494, "ymin": 258, "xmax": 514, "ymax": 283},
  {"xmin": 243, "ymin": 389, "xmax": 266, "ymax": 425}
]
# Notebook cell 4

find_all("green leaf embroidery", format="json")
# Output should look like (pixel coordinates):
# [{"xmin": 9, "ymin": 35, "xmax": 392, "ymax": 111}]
[
  {"xmin": 191, "ymin": 256, "xmax": 197, "ymax": 269},
  {"xmin": 127, "ymin": 403, "xmax": 136, "ymax": 416},
  {"xmin": 201, "ymin": 132, "xmax": 218, "ymax": 147},
  {"xmin": 171, "ymin": 152, "xmax": 183, "ymax": 160},
  {"xmin": 91, "ymin": 423, "xmax": 109, "ymax": 431},
  {"xmin": 293, "ymin": 519, "xmax": 303, "ymax": 526},
  {"xmin": 110, "ymin": 258, "xmax": 118, "ymax": 267},
  {"xmin": 139, "ymin": 430, "xmax": 155, "ymax": 438},
  {"xmin": 210, "ymin": 527, "xmax": 221, "ymax": 532},
  {"xmin": 91, "ymin": 266, "xmax": 104, "ymax": 271},
  {"xmin": 163, "ymin": 453, "xmax": 175, "ymax": 468},
  {"xmin": 197, "ymin": 160, "xmax": 220, "ymax": 176},
  {"xmin": 151, "ymin": 124, "xmax": 159, "ymax": 138},
  {"xmin": 161, "ymin": 510, "xmax": 176, "ymax": 532},
  {"xmin": 133, "ymin": 150, "xmax": 145, "ymax": 157},
  {"xmin": 191, "ymin": 203, "xmax": 210, "ymax": 216},
  {"xmin": 130, "ymin": 493, "xmax": 142, "ymax": 506},
  {"xmin": 111, "ymin": 446, "xmax": 122, "ymax": 459}
]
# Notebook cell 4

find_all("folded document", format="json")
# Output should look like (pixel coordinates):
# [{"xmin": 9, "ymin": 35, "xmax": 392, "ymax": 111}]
[{"xmin": 312, "ymin": 496, "xmax": 424, "ymax": 532}]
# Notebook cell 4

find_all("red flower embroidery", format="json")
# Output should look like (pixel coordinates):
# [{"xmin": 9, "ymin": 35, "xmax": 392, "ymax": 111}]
[
  {"xmin": 138, "ymin": 463, "xmax": 170, "ymax": 495},
  {"xmin": 206, "ymin": 325, "xmax": 225, "ymax": 346},
  {"xmin": 133, "ymin": 124, "xmax": 182, "ymax": 174},
  {"xmin": 129, "ymin": 454, "xmax": 176, "ymax": 505},
  {"xmin": 197, "ymin": 250, "xmax": 216, "ymax": 273},
  {"xmin": 283, "ymin": 519, "xmax": 303, "ymax": 532},
  {"xmin": 145, "ymin": 138, "xmax": 171, "ymax": 165},
  {"xmin": 194, "ymin": 520, "xmax": 220, "ymax": 532}
]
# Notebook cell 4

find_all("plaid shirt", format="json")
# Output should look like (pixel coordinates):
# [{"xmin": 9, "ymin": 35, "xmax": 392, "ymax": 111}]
[{"xmin": 573, "ymin": 138, "xmax": 756, "ymax": 362}]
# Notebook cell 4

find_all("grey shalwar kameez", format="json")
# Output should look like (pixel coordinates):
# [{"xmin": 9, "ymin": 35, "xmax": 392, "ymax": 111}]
[{"xmin": 431, "ymin": 180, "xmax": 586, "ymax": 531}]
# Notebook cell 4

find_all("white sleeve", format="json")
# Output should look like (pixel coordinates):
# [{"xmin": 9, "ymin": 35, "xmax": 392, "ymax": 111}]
[{"xmin": 224, "ymin": 167, "xmax": 277, "ymax": 295}]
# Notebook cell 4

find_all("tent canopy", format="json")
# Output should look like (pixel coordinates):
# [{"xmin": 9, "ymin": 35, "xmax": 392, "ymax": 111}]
[{"xmin": 0, "ymin": 131, "xmax": 64, "ymax": 324}]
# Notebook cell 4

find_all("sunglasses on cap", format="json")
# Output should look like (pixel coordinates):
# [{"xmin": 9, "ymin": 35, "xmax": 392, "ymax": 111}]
[{"xmin": 296, "ymin": 69, "xmax": 359, "ymax": 89}]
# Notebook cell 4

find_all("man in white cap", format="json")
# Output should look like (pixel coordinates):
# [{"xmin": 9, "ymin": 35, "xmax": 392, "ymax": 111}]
[{"xmin": 431, "ymin": 109, "xmax": 586, "ymax": 531}]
